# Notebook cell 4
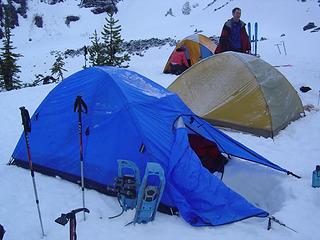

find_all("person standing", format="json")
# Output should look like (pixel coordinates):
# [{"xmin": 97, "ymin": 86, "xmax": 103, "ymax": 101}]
[{"xmin": 215, "ymin": 7, "xmax": 251, "ymax": 54}]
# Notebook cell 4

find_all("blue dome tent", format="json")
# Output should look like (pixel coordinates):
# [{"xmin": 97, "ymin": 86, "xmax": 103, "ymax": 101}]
[{"xmin": 11, "ymin": 67, "xmax": 293, "ymax": 226}]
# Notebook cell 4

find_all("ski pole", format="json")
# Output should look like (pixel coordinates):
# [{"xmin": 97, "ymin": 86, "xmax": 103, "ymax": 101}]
[
  {"xmin": 19, "ymin": 107, "xmax": 45, "ymax": 238},
  {"xmin": 84, "ymin": 45, "xmax": 87, "ymax": 69},
  {"xmin": 73, "ymin": 96, "xmax": 88, "ymax": 221},
  {"xmin": 281, "ymin": 41, "xmax": 287, "ymax": 55},
  {"xmin": 252, "ymin": 35, "xmax": 255, "ymax": 54},
  {"xmin": 254, "ymin": 22, "xmax": 258, "ymax": 56},
  {"xmin": 55, "ymin": 208, "xmax": 90, "ymax": 240},
  {"xmin": 248, "ymin": 22, "xmax": 251, "ymax": 45},
  {"xmin": 275, "ymin": 44, "xmax": 282, "ymax": 54}
]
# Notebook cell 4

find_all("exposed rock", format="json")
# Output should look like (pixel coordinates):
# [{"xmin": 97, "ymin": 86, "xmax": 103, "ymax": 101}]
[
  {"xmin": 91, "ymin": 6, "xmax": 114, "ymax": 15},
  {"xmin": 300, "ymin": 86, "xmax": 312, "ymax": 93},
  {"xmin": 33, "ymin": 15, "xmax": 43, "ymax": 28},
  {"xmin": 165, "ymin": 8, "xmax": 175, "ymax": 17},
  {"xmin": 121, "ymin": 37, "xmax": 178, "ymax": 55},
  {"xmin": 14, "ymin": 0, "xmax": 27, "ymax": 18},
  {"xmin": 65, "ymin": 15, "xmax": 80, "ymax": 26},
  {"xmin": 182, "ymin": 1, "xmax": 191, "ymax": 15},
  {"xmin": 44, "ymin": 0, "xmax": 65, "ymax": 5},
  {"xmin": 81, "ymin": 0, "xmax": 119, "ymax": 14},
  {"xmin": 63, "ymin": 37, "xmax": 178, "ymax": 59},
  {"xmin": 311, "ymin": 27, "xmax": 320, "ymax": 32},
  {"xmin": 3, "ymin": 4, "xmax": 19, "ymax": 27},
  {"xmin": 0, "ymin": 1, "xmax": 27, "ymax": 29},
  {"xmin": 192, "ymin": 3, "xmax": 199, "ymax": 8},
  {"xmin": 303, "ymin": 22, "xmax": 316, "ymax": 31}
]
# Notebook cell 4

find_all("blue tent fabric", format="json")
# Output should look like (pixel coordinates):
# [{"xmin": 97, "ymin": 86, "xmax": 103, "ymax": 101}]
[
  {"xmin": 12, "ymin": 67, "xmax": 288, "ymax": 226},
  {"xmin": 200, "ymin": 45, "xmax": 213, "ymax": 59},
  {"xmin": 166, "ymin": 119, "xmax": 268, "ymax": 226}
]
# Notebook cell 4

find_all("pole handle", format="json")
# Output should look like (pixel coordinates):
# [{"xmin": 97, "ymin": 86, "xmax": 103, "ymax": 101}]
[
  {"xmin": 19, "ymin": 107, "xmax": 31, "ymax": 133},
  {"xmin": 74, "ymin": 96, "xmax": 88, "ymax": 114}
]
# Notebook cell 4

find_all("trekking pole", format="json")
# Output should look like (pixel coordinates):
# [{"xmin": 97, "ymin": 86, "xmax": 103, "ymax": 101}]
[
  {"xmin": 252, "ymin": 35, "xmax": 255, "ymax": 54},
  {"xmin": 55, "ymin": 208, "xmax": 90, "ymax": 240},
  {"xmin": 74, "ymin": 96, "xmax": 88, "ymax": 221},
  {"xmin": 19, "ymin": 107, "xmax": 45, "ymax": 238},
  {"xmin": 254, "ymin": 22, "xmax": 258, "ymax": 56},
  {"xmin": 281, "ymin": 41, "xmax": 287, "ymax": 55}
]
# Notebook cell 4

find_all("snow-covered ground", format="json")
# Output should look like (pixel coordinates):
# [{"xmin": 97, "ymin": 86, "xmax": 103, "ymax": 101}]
[{"xmin": 1, "ymin": 0, "xmax": 320, "ymax": 239}]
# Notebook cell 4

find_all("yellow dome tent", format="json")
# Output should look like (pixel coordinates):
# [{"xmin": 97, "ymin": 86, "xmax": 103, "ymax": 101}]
[
  {"xmin": 163, "ymin": 34, "xmax": 217, "ymax": 73},
  {"xmin": 168, "ymin": 52, "xmax": 304, "ymax": 138}
]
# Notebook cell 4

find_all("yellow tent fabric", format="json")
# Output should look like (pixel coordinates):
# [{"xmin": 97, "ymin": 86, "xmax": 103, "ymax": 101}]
[
  {"xmin": 163, "ymin": 34, "xmax": 217, "ymax": 73},
  {"xmin": 168, "ymin": 52, "xmax": 304, "ymax": 137}
]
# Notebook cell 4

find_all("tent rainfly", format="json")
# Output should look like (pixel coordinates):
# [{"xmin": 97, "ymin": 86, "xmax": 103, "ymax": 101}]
[
  {"xmin": 11, "ymin": 67, "xmax": 297, "ymax": 227},
  {"xmin": 168, "ymin": 52, "xmax": 304, "ymax": 137}
]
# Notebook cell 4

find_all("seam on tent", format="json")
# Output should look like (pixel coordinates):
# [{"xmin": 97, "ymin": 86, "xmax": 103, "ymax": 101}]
[
  {"xmin": 93, "ymin": 67, "xmax": 158, "ymax": 164},
  {"xmin": 82, "ymin": 74, "xmax": 108, "ymax": 161},
  {"xmin": 232, "ymin": 53, "xmax": 274, "ymax": 138}
]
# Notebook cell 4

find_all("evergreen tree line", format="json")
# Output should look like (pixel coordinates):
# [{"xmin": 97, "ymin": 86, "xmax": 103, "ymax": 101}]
[
  {"xmin": 0, "ymin": 8, "xmax": 129, "ymax": 91},
  {"xmin": 0, "ymin": 4, "xmax": 22, "ymax": 91},
  {"xmin": 87, "ymin": 12, "xmax": 130, "ymax": 68}
]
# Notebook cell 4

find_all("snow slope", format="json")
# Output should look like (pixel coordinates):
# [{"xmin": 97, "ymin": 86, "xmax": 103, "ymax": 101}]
[{"xmin": 1, "ymin": 0, "xmax": 320, "ymax": 239}]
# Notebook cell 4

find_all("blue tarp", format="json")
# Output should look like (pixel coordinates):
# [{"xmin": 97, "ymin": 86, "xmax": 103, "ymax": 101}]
[{"xmin": 12, "ymin": 67, "xmax": 290, "ymax": 226}]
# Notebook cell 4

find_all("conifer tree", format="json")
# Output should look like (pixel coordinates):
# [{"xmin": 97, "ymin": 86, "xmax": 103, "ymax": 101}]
[
  {"xmin": 101, "ymin": 12, "xmax": 130, "ymax": 67},
  {"xmin": 88, "ymin": 30, "xmax": 106, "ymax": 66},
  {"xmin": 50, "ymin": 52, "xmax": 67, "ymax": 81},
  {"xmin": 0, "ymin": 5, "xmax": 22, "ymax": 90}
]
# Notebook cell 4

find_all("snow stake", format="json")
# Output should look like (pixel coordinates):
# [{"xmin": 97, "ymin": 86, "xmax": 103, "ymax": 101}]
[
  {"xmin": 74, "ymin": 96, "xmax": 88, "ymax": 221},
  {"xmin": 55, "ymin": 208, "xmax": 90, "ymax": 240},
  {"xmin": 267, "ymin": 216, "xmax": 297, "ymax": 233},
  {"xmin": 19, "ymin": 106, "xmax": 45, "ymax": 238}
]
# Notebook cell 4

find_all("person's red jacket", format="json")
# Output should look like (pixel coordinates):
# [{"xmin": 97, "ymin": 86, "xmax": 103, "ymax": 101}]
[
  {"xmin": 215, "ymin": 19, "xmax": 250, "ymax": 54},
  {"xmin": 169, "ymin": 50, "xmax": 189, "ymax": 67}
]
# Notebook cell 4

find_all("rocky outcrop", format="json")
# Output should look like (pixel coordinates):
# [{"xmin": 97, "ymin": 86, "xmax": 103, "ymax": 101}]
[
  {"xmin": 65, "ymin": 15, "xmax": 80, "ymax": 26},
  {"xmin": 81, "ymin": 0, "xmax": 119, "ymax": 14},
  {"xmin": 33, "ymin": 15, "xmax": 43, "ymax": 28},
  {"xmin": 0, "ymin": 0, "xmax": 27, "ymax": 30}
]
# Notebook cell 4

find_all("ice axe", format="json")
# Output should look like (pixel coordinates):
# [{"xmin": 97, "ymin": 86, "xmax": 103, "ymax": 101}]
[{"xmin": 55, "ymin": 208, "xmax": 90, "ymax": 240}]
